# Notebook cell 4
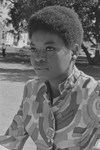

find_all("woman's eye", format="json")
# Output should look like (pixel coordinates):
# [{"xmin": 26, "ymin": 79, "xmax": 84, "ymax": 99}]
[
  {"xmin": 46, "ymin": 47, "xmax": 55, "ymax": 51},
  {"xmin": 30, "ymin": 47, "xmax": 37, "ymax": 52}
]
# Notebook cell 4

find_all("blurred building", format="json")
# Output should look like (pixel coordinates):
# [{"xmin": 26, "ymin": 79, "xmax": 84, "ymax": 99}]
[{"xmin": 0, "ymin": 1, "xmax": 29, "ymax": 47}]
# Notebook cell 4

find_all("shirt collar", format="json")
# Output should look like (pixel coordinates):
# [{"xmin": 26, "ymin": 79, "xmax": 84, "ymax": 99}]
[
  {"xmin": 58, "ymin": 66, "xmax": 81, "ymax": 94},
  {"xmin": 44, "ymin": 66, "xmax": 81, "ymax": 97}
]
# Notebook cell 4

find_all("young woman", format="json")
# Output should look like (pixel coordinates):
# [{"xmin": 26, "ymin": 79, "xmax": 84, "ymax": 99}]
[{"xmin": 0, "ymin": 5, "xmax": 100, "ymax": 150}]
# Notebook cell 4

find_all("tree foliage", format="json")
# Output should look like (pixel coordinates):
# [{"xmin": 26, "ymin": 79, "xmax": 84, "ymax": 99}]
[
  {"xmin": 7, "ymin": 0, "xmax": 100, "ymax": 43},
  {"xmin": 6, "ymin": 0, "xmax": 100, "ymax": 64}
]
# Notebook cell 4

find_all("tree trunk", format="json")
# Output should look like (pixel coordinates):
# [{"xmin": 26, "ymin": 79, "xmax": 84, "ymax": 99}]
[
  {"xmin": 81, "ymin": 1, "xmax": 100, "ymax": 66},
  {"xmin": 81, "ymin": 44, "xmax": 100, "ymax": 65},
  {"xmin": 94, "ymin": 42, "xmax": 100, "ymax": 65},
  {"xmin": 93, "ymin": 0, "xmax": 100, "ymax": 65},
  {"xmin": 82, "ymin": 1, "xmax": 100, "ymax": 66},
  {"xmin": 81, "ymin": 44, "xmax": 94, "ymax": 64}
]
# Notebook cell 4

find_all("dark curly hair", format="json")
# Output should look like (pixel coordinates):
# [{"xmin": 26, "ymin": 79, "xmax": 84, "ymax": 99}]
[{"xmin": 28, "ymin": 5, "xmax": 83, "ymax": 49}]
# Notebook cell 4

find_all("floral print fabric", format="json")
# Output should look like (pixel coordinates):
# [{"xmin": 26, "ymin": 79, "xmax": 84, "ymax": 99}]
[{"xmin": 0, "ymin": 66, "xmax": 100, "ymax": 150}]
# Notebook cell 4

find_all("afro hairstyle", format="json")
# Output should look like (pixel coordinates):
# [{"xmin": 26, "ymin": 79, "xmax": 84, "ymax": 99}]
[{"xmin": 28, "ymin": 5, "xmax": 83, "ymax": 49}]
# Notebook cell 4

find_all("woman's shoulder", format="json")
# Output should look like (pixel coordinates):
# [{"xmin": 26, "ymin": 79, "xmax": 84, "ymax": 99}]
[
  {"xmin": 76, "ymin": 69, "xmax": 99, "ymax": 100},
  {"xmin": 74, "ymin": 67, "xmax": 97, "ymax": 90},
  {"xmin": 79, "ymin": 70, "xmax": 98, "ymax": 91},
  {"xmin": 24, "ymin": 77, "xmax": 45, "ymax": 98},
  {"xmin": 25, "ymin": 76, "xmax": 40, "ymax": 88}
]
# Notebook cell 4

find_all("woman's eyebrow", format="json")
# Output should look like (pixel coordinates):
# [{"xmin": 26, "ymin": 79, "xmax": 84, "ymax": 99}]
[
  {"xmin": 30, "ymin": 41, "xmax": 55, "ymax": 46},
  {"xmin": 44, "ymin": 41, "xmax": 55, "ymax": 45}
]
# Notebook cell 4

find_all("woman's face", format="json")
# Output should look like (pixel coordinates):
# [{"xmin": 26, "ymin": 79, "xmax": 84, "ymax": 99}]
[{"xmin": 30, "ymin": 30, "xmax": 72, "ymax": 81}]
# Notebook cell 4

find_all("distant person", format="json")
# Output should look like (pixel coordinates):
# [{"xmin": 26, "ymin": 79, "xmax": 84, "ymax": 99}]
[
  {"xmin": 2, "ymin": 43, "xmax": 6, "ymax": 57},
  {"xmin": 0, "ymin": 5, "xmax": 100, "ymax": 150}
]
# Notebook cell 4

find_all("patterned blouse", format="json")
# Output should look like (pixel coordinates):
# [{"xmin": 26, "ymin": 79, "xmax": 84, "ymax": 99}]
[{"xmin": 0, "ymin": 66, "xmax": 100, "ymax": 150}]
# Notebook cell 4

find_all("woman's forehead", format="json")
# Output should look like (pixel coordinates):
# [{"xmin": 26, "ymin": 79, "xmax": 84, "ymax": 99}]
[{"xmin": 31, "ymin": 30, "xmax": 65, "ymax": 46}]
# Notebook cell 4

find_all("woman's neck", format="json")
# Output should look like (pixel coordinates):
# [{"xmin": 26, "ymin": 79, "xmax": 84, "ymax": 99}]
[{"xmin": 49, "ymin": 66, "xmax": 74, "ymax": 98}]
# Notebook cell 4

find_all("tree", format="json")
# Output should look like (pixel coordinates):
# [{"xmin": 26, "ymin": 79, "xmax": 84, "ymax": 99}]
[
  {"xmin": 7, "ymin": 0, "xmax": 100, "ymax": 65},
  {"xmin": 52, "ymin": 0, "xmax": 100, "ymax": 65},
  {"xmin": 72, "ymin": 0, "xmax": 100, "ymax": 65}
]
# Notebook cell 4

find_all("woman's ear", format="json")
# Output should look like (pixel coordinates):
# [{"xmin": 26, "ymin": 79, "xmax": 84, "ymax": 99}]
[{"xmin": 71, "ymin": 44, "xmax": 80, "ymax": 58}]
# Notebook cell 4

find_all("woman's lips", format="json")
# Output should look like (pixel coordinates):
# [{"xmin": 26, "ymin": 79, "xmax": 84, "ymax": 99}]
[{"xmin": 35, "ymin": 67, "xmax": 49, "ymax": 70}]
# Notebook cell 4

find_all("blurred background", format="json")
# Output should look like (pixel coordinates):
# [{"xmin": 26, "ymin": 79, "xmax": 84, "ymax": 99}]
[{"xmin": 0, "ymin": 0, "xmax": 100, "ymax": 65}]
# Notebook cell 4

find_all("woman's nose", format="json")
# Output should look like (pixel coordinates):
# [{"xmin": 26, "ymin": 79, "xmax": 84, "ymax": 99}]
[
  {"xmin": 35, "ymin": 51, "xmax": 46, "ymax": 62},
  {"xmin": 35, "ymin": 57, "xmax": 46, "ymax": 62}
]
